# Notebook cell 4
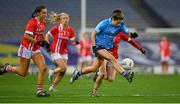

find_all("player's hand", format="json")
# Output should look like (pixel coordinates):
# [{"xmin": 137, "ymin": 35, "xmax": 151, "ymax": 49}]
[
  {"xmin": 130, "ymin": 32, "xmax": 138, "ymax": 39},
  {"xmin": 140, "ymin": 48, "xmax": 146, "ymax": 55}
]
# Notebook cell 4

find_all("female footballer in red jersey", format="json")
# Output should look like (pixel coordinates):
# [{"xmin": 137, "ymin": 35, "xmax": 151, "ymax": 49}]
[
  {"xmin": 78, "ymin": 32, "xmax": 93, "ymax": 71},
  {"xmin": 45, "ymin": 12, "xmax": 79, "ymax": 92},
  {"xmin": 0, "ymin": 5, "xmax": 50, "ymax": 97},
  {"xmin": 92, "ymin": 32, "xmax": 145, "ymax": 96},
  {"xmin": 159, "ymin": 34, "xmax": 171, "ymax": 75}
]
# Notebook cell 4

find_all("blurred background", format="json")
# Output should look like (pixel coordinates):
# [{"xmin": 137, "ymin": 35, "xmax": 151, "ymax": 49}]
[{"xmin": 0, "ymin": 0, "xmax": 180, "ymax": 74}]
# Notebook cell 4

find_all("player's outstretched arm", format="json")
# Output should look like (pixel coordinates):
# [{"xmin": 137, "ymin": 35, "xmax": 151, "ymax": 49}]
[
  {"xmin": 122, "ymin": 33, "xmax": 145, "ymax": 55},
  {"xmin": 128, "ymin": 39, "xmax": 146, "ymax": 55}
]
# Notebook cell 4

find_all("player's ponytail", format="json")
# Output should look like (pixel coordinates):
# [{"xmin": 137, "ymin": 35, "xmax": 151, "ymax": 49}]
[
  {"xmin": 48, "ymin": 11, "xmax": 61, "ymax": 24},
  {"xmin": 31, "ymin": 5, "xmax": 46, "ymax": 18},
  {"xmin": 112, "ymin": 9, "xmax": 124, "ymax": 20}
]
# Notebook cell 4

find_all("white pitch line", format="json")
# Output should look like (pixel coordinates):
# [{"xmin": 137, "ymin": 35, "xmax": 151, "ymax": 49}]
[{"xmin": 0, "ymin": 93, "xmax": 180, "ymax": 98}]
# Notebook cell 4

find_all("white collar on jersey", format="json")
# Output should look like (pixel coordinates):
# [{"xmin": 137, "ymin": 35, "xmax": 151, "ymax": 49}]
[
  {"xmin": 35, "ymin": 17, "xmax": 40, "ymax": 25},
  {"xmin": 58, "ymin": 24, "xmax": 70, "ymax": 30}
]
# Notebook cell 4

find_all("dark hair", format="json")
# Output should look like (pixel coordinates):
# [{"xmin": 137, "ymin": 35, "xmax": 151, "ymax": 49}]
[
  {"xmin": 31, "ymin": 5, "xmax": 46, "ymax": 18},
  {"xmin": 112, "ymin": 9, "xmax": 124, "ymax": 20}
]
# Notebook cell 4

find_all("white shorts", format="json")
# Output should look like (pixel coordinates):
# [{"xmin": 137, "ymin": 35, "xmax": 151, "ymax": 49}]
[
  {"xmin": 160, "ymin": 55, "xmax": 169, "ymax": 62},
  {"xmin": 18, "ymin": 45, "xmax": 41, "ymax": 59},
  {"xmin": 79, "ymin": 56, "xmax": 92, "ymax": 63},
  {"xmin": 51, "ymin": 52, "xmax": 68, "ymax": 60}
]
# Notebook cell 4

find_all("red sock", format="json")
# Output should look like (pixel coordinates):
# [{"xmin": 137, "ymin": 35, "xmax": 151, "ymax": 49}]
[{"xmin": 37, "ymin": 84, "xmax": 43, "ymax": 94}]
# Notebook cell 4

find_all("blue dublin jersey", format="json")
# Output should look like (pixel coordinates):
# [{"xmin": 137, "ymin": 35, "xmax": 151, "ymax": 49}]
[{"xmin": 94, "ymin": 18, "xmax": 129, "ymax": 50}]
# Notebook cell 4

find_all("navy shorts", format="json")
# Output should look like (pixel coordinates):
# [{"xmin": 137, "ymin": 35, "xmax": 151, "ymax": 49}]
[{"xmin": 92, "ymin": 45, "xmax": 106, "ymax": 57}]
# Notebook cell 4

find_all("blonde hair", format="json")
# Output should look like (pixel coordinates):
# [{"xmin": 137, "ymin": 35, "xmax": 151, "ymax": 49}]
[
  {"xmin": 83, "ymin": 32, "xmax": 89, "ymax": 37},
  {"xmin": 48, "ymin": 12, "xmax": 69, "ymax": 24},
  {"xmin": 48, "ymin": 11, "xmax": 61, "ymax": 24}
]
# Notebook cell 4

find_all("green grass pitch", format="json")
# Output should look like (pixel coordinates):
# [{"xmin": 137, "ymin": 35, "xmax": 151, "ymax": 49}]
[{"xmin": 0, "ymin": 74, "xmax": 180, "ymax": 103}]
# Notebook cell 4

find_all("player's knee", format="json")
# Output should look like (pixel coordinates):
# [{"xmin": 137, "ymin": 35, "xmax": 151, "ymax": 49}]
[
  {"xmin": 103, "ymin": 75, "xmax": 108, "ymax": 80},
  {"xmin": 18, "ymin": 67, "xmax": 28, "ymax": 77},
  {"xmin": 39, "ymin": 65, "xmax": 47, "ymax": 73},
  {"xmin": 60, "ymin": 65, "xmax": 67, "ymax": 73},
  {"xmin": 99, "ymin": 72, "xmax": 105, "ymax": 77},
  {"xmin": 108, "ymin": 77, "xmax": 115, "ymax": 82},
  {"xmin": 104, "ymin": 76, "xmax": 108, "ymax": 80},
  {"xmin": 19, "ymin": 71, "xmax": 27, "ymax": 77}
]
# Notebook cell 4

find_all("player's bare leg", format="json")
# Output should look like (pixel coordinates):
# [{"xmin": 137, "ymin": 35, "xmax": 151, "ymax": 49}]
[
  {"xmin": 96, "ymin": 49, "xmax": 134, "ymax": 83},
  {"xmin": 86, "ymin": 60, "xmax": 93, "ymax": 78},
  {"xmin": 82, "ymin": 57, "xmax": 104, "ymax": 74},
  {"xmin": 161, "ymin": 61, "xmax": 169, "ymax": 75},
  {"xmin": 71, "ymin": 49, "xmax": 134, "ymax": 83},
  {"xmin": 70, "ymin": 57, "xmax": 104, "ymax": 84},
  {"xmin": 32, "ymin": 53, "xmax": 49, "ymax": 97},
  {"xmin": 97, "ymin": 49, "xmax": 124, "ymax": 73},
  {"xmin": 0, "ymin": 57, "xmax": 30, "ymax": 76},
  {"xmin": 48, "ymin": 59, "xmax": 67, "ymax": 81},
  {"xmin": 164, "ymin": 61, "xmax": 169, "ymax": 75},
  {"xmin": 49, "ymin": 59, "xmax": 67, "ymax": 92},
  {"xmin": 92, "ymin": 61, "xmax": 117, "ymax": 97},
  {"xmin": 92, "ymin": 61, "xmax": 107, "ymax": 97},
  {"xmin": 106, "ymin": 63, "xmax": 116, "ymax": 82},
  {"xmin": 79, "ymin": 62, "xmax": 84, "ymax": 73}
]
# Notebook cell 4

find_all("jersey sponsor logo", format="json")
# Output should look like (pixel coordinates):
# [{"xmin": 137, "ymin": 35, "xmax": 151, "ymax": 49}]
[
  {"xmin": 58, "ymin": 31, "xmax": 70, "ymax": 39},
  {"xmin": 104, "ymin": 34, "xmax": 113, "ymax": 38},
  {"xmin": 34, "ymin": 32, "xmax": 44, "ymax": 34},
  {"xmin": 58, "ymin": 36, "xmax": 69, "ymax": 39}
]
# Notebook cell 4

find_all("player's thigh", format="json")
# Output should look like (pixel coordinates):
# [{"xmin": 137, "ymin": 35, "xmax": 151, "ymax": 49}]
[
  {"xmin": 91, "ymin": 57, "xmax": 104, "ymax": 70},
  {"xmin": 54, "ymin": 58, "xmax": 67, "ymax": 71},
  {"xmin": 32, "ymin": 52, "xmax": 46, "ymax": 71},
  {"xmin": 19, "ymin": 57, "xmax": 31, "ymax": 74},
  {"xmin": 97, "ymin": 49, "xmax": 116, "ymax": 62},
  {"xmin": 99, "ymin": 60, "xmax": 107, "ymax": 77}
]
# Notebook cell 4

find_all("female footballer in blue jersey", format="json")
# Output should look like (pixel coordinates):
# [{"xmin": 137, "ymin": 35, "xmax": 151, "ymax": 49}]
[{"xmin": 70, "ymin": 9, "xmax": 135, "ymax": 84}]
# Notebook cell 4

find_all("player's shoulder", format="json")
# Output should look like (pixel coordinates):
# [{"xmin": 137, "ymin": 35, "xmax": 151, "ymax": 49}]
[
  {"xmin": 26, "ymin": 18, "xmax": 38, "ymax": 27},
  {"xmin": 54, "ymin": 24, "xmax": 59, "ymax": 28},
  {"xmin": 51, "ymin": 24, "xmax": 59, "ymax": 30},
  {"xmin": 95, "ymin": 18, "xmax": 109, "ymax": 29},
  {"xmin": 42, "ymin": 20, "xmax": 47, "ymax": 25},
  {"xmin": 99, "ymin": 18, "xmax": 109, "ymax": 25},
  {"xmin": 28, "ymin": 18, "xmax": 38, "ymax": 23},
  {"xmin": 68, "ymin": 25, "xmax": 75, "ymax": 32},
  {"xmin": 68, "ymin": 25, "xmax": 74, "ymax": 30}
]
